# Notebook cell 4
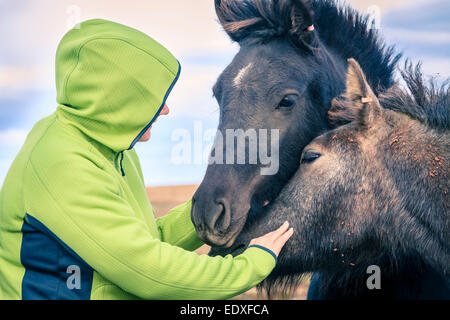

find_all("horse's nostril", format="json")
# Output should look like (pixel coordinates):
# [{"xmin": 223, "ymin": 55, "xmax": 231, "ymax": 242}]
[
  {"xmin": 191, "ymin": 191, "xmax": 235, "ymax": 246},
  {"xmin": 208, "ymin": 199, "xmax": 231, "ymax": 234}
]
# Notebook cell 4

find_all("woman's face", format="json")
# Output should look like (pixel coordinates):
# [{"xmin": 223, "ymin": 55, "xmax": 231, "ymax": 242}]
[{"xmin": 138, "ymin": 104, "xmax": 170, "ymax": 142}]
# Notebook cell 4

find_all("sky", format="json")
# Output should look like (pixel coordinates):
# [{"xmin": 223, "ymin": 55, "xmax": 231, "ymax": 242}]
[{"xmin": 0, "ymin": 0, "xmax": 449, "ymax": 186}]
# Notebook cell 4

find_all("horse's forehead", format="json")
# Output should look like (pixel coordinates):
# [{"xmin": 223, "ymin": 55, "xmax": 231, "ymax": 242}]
[
  {"xmin": 227, "ymin": 44, "xmax": 277, "ymax": 84},
  {"xmin": 233, "ymin": 62, "xmax": 254, "ymax": 88}
]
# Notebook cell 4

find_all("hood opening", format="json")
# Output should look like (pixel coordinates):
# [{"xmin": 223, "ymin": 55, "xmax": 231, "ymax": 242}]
[
  {"xmin": 128, "ymin": 62, "xmax": 181, "ymax": 151},
  {"xmin": 55, "ymin": 19, "xmax": 182, "ymax": 154}
]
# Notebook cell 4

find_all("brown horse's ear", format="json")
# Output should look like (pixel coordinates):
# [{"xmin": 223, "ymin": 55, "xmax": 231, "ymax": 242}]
[
  {"xmin": 344, "ymin": 58, "xmax": 383, "ymax": 130},
  {"xmin": 289, "ymin": 0, "xmax": 318, "ymax": 52}
]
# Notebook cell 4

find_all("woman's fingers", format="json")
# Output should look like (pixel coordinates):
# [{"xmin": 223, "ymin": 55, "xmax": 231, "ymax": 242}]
[
  {"xmin": 248, "ymin": 222, "xmax": 294, "ymax": 257},
  {"xmin": 271, "ymin": 227, "xmax": 294, "ymax": 255},
  {"xmin": 276, "ymin": 227, "xmax": 294, "ymax": 248},
  {"xmin": 261, "ymin": 221, "xmax": 289, "ymax": 238},
  {"xmin": 271, "ymin": 221, "xmax": 290, "ymax": 238}
]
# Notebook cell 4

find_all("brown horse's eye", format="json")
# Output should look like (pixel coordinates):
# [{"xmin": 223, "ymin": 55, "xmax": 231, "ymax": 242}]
[
  {"xmin": 277, "ymin": 94, "xmax": 299, "ymax": 109},
  {"xmin": 301, "ymin": 151, "xmax": 322, "ymax": 164}
]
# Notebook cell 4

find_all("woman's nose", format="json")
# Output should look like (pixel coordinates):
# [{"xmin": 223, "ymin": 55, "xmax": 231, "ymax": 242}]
[{"xmin": 160, "ymin": 104, "xmax": 170, "ymax": 115}]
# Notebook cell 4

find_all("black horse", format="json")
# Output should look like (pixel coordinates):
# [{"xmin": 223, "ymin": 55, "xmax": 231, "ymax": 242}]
[{"xmin": 191, "ymin": 0, "xmax": 449, "ymax": 299}]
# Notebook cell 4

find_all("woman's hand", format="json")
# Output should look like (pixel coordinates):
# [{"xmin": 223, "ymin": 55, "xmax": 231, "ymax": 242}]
[{"xmin": 248, "ymin": 221, "xmax": 294, "ymax": 257}]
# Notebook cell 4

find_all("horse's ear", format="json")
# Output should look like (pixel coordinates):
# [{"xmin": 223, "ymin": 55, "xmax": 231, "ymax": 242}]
[
  {"xmin": 344, "ymin": 58, "xmax": 383, "ymax": 130},
  {"xmin": 289, "ymin": 0, "xmax": 318, "ymax": 52}
]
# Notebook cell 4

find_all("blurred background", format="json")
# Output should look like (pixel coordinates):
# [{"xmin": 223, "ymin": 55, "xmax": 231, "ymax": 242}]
[{"xmin": 0, "ymin": 0, "xmax": 449, "ymax": 187}]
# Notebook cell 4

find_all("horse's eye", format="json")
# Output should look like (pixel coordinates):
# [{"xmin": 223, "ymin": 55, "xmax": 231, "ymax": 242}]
[
  {"xmin": 277, "ymin": 94, "xmax": 298, "ymax": 109},
  {"xmin": 301, "ymin": 151, "xmax": 322, "ymax": 164}
]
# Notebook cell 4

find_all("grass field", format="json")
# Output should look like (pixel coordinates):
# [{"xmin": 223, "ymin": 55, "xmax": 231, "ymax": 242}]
[{"xmin": 147, "ymin": 184, "xmax": 309, "ymax": 300}]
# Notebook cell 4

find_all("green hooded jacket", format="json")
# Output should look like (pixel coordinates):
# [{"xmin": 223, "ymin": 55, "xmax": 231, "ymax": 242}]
[{"xmin": 0, "ymin": 19, "xmax": 276, "ymax": 300}]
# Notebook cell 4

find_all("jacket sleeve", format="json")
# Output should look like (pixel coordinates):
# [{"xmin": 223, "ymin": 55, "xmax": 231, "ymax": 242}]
[
  {"xmin": 156, "ymin": 200, "xmax": 204, "ymax": 251},
  {"xmin": 128, "ymin": 148, "xmax": 204, "ymax": 251},
  {"xmin": 23, "ymin": 156, "xmax": 276, "ymax": 300}
]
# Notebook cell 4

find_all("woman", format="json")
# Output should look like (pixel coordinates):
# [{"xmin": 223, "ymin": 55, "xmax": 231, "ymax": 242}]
[{"xmin": 0, "ymin": 19, "xmax": 293, "ymax": 300}]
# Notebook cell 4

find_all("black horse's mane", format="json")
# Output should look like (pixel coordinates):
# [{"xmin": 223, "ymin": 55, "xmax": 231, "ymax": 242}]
[
  {"xmin": 380, "ymin": 62, "xmax": 450, "ymax": 131},
  {"xmin": 216, "ymin": 0, "xmax": 401, "ymax": 93}
]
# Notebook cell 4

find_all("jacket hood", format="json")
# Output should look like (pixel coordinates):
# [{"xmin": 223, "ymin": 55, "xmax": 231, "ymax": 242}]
[{"xmin": 55, "ymin": 19, "xmax": 181, "ymax": 153}]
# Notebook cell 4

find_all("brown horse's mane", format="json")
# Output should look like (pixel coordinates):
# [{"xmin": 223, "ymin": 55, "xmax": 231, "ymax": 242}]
[
  {"xmin": 329, "ymin": 62, "xmax": 450, "ymax": 132},
  {"xmin": 379, "ymin": 62, "xmax": 450, "ymax": 131}
]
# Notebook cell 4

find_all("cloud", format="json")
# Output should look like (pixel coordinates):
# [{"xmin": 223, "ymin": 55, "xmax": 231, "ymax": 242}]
[
  {"xmin": 0, "ymin": 88, "xmax": 55, "ymax": 130},
  {"xmin": 383, "ymin": 29, "xmax": 450, "ymax": 62},
  {"xmin": 382, "ymin": 0, "xmax": 450, "ymax": 31},
  {"xmin": 0, "ymin": 128, "xmax": 28, "ymax": 147},
  {"xmin": 384, "ymin": 30, "xmax": 450, "ymax": 46},
  {"xmin": 0, "ymin": 0, "xmax": 235, "ymax": 62},
  {"xmin": 346, "ymin": 0, "xmax": 421, "ymax": 13},
  {"xmin": 167, "ymin": 64, "xmax": 226, "ymax": 117},
  {"xmin": 380, "ymin": 0, "xmax": 450, "ymax": 77},
  {"xmin": 0, "ymin": 65, "xmax": 54, "ymax": 97},
  {"xmin": 0, "ymin": 0, "xmax": 235, "ymax": 128}
]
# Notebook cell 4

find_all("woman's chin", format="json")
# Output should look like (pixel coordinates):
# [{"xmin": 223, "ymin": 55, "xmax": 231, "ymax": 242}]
[{"xmin": 139, "ymin": 130, "xmax": 151, "ymax": 142}]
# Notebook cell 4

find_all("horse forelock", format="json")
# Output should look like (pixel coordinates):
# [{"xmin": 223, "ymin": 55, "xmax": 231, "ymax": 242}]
[{"xmin": 217, "ymin": 0, "xmax": 401, "ymax": 92}]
